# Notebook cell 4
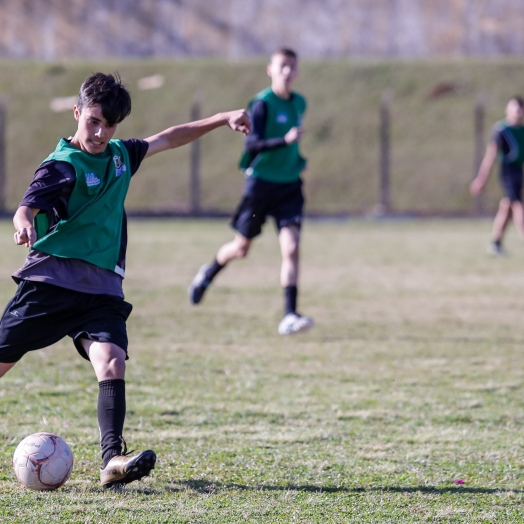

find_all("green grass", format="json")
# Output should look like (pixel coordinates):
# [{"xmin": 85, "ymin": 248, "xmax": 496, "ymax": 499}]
[
  {"xmin": 0, "ymin": 218, "xmax": 524, "ymax": 521},
  {"xmin": 2, "ymin": 58, "xmax": 524, "ymax": 214}
]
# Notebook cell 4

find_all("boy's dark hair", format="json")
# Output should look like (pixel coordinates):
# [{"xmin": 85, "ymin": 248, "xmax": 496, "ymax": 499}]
[
  {"xmin": 510, "ymin": 96, "xmax": 524, "ymax": 109},
  {"xmin": 272, "ymin": 48, "xmax": 298, "ymax": 61},
  {"xmin": 77, "ymin": 72, "xmax": 131, "ymax": 126}
]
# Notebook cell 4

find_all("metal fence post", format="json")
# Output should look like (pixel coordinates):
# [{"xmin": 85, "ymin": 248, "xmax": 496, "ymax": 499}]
[
  {"xmin": 190, "ymin": 92, "xmax": 204, "ymax": 215},
  {"xmin": 0, "ymin": 98, "xmax": 6, "ymax": 214},
  {"xmin": 474, "ymin": 91, "xmax": 487, "ymax": 215},
  {"xmin": 378, "ymin": 89, "xmax": 394, "ymax": 215}
]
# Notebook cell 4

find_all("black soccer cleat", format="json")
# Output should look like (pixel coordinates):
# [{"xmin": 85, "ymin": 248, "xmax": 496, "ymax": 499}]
[
  {"xmin": 188, "ymin": 264, "xmax": 212, "ymax": 305},
  {"xmin": 100, "ymin": 449, "xmax": 156, "ymax": 489}
]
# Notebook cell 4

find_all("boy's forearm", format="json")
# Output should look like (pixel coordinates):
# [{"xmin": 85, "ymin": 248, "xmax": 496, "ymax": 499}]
[
  {"xmin": 13, "ymin": 206, "xmax": 37, "ymax": 230},
  {"xmin": 163, "ymin": 113, "xmax": 227, "ymax": 149},
  {"xmin": 476, "ymin": 165, "xmax": 490, "ymax": 184},
  {"xmin": 145, "ymin": 109, "xmax": 250, "ymax": 159},
  {"xmin": 475, "ymin": 143, "xmax": 498, "ymax": 183},
  {"xmin": 476, "ymin": 157, "xmax": 495, "ymax": 183}
]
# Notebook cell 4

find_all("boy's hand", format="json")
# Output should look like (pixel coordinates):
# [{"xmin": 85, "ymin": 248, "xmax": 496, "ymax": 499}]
[
  {"xmin": 224, "ymin": 110, "xmax": 251, "ymax": 135},
  {"xmin": 284, "ymin": 127, "xmax": 303, "ymax": 144},
  {"xmin": 14, "ymin": 226, "xmax": 36, "ymax": 248}
]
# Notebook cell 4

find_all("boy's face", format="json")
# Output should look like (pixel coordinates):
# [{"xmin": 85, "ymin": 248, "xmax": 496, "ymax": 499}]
[
  {"xmin": 267, "ymin": 54, "xmax": 298, "ymax": 94},
  {"xmin": 71, "ymin": 104, "xmax": 117, "ymax": 154},
  {"xmin": 506, "ymin": 99, "xmax": 524, "ymax": 125}
]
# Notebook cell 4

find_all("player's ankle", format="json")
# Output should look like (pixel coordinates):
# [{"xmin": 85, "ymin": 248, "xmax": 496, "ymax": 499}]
[
  {"xmin": 206, "ymin": 258, "xmax": 225, "ymax": 281},
  {"xmin": 102, "ymin": 448, "xmax": 121, "ymax": 468}
]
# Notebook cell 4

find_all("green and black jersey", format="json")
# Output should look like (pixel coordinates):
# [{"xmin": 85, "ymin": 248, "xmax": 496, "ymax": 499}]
[
  {"xmin": 240, "ymin": 87, "xmax": 307, "ymax": 183},
  {"xmin": 33, "ymin": 138, "xmax": 132, "ymax": 275},
  {"xmin": 13, "ymin": 138, "xmax": 149, "ymax": 298},
  {"xmin": 491, "ymin": 120, "xmax": 524, "ymax": 176}
]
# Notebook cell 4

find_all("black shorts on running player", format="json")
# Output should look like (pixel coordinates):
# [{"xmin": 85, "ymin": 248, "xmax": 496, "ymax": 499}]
[
  {"xmin": 500, "ymin": 171, "xmax": 523, "ymax": 202},
  {"xmin": 231, "ymin": 177, "xmax": 304, "ymax": 239},
  {"xmin": 0, "ymin": 280, "xmax": 133, "ymax": 363}
]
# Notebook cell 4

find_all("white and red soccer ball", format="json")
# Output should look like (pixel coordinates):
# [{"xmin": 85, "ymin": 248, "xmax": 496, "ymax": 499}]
[{"xmin": 13, "ymin": 432, "xmax": 74, "ymax": 490}]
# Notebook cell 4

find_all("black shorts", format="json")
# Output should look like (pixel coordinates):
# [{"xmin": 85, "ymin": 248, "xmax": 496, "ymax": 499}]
[
  {"xmin": 0, "ymin": 280, "xmax": 133, "ymax": 364},
  {"xmin": 231, "ymin": 177, "xmax": 304, "ymax": 239},
  {"xmin": 500, "ymin": 171, "xmax": 523, "ymax": 202}
]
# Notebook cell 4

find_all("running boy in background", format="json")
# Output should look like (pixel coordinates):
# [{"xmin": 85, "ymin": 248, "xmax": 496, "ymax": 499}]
[
  {"xmin": 0, "ymin": 72, "xmax": 250, "ymax": 488},
  {"xmin": 470, "ymin": 96, "xmax": 524, "ymax": 256},
  {"xmin": 188, "ymin": 48, "xmax": 313, "ymax": 336}
]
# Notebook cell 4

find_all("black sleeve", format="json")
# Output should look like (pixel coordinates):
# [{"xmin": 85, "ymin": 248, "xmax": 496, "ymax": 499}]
[
  {"xmin": 19, "ymin": 161, "xmax": 76, "ymax": 211},
  {"xmin": 491, "ymin": 125, "xmax": 510, "ymax": 154},
  {"xmin": 122, "ymin": 139, "xmax": 149, "ymax": 176},
  {"xmin": 244, "ymin": 100, "xmax": 287, "ymax": 155},
  {"xmin": 491, "ymin": 126, "xmax": 502, "ymax": 147}
]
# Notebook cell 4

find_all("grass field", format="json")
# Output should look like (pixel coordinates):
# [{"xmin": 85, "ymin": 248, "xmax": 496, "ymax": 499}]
[
  {"xmin": 2, "ymin": 58, "xmax": 524, "ymax": 214},
  {"xmin": 1, "ymin": 218, "xmax": 524, "ymax": 522}
]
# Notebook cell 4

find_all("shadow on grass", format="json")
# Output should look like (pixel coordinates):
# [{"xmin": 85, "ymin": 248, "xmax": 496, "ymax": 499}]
[{"xmin": 169, "ymin": 479, "xmax": 522, "ymax": 495}]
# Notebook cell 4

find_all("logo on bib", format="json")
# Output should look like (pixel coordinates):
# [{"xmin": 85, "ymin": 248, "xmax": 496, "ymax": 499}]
[
  {"xmin": 276, "ymin": 113, "xmax": 288, "ymax": 124},
  {"xmin": 113, "ymin": 155, "xmax": 127, "ymax": 177},
  {"xmin": 85, "ymin": 173, "xmax": 101, "ymax": 187}
]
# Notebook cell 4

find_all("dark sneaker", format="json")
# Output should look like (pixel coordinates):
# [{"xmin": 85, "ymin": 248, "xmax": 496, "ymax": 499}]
[
  {"xmin": 487, "ymin": 242, "xmax": 505, "ymax": 257},
  {"xmin": 100, "ymin": 449, "xmax": 156, "ymax": 488},
  {"xmin": 188, "ymin": 264, "xmax": 212, "ymax": 304}
]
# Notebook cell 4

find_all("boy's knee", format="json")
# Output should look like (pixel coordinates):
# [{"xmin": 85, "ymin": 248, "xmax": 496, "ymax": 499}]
[
  {"xmin": 98, "ymin": 348, "xmax": 125, "ymax": 369},
  {"xmin": 283, "ymin": 243, "xmax": 299, "ymax": 260},
  {"xmin": 235, "ymin": 239, "xmax": 251, "ymax": 258},
  {"xmin": 111, "ymin": 354, "xmax": 126, "ymax": 372},
  {"xmin": 101, "ymin": 356, "xmax": 126, "ymax": 380},
  {"xmin": 280, "ymin": 234, "xmax": 300, "ymax": 259},
  {"xmin": 238, "ymin": 245, "xmax": 250, "ymax": 258},
  {"xmin": 500, "ymin": 198, "xmax": 512, "ymax": 210},
  {"xmin": 86, "ymin": 341, "xmax": 126, "ymax": 380}
]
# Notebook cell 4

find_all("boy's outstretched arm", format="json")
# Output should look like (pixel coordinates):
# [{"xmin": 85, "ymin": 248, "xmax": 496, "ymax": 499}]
[
  {"xmin": 144, "ymin": 110, "xmax": 251, "ymax": 159},
  {"xmin": 470, "ymin": 140, "xmax": 498, "ymax": 196}
]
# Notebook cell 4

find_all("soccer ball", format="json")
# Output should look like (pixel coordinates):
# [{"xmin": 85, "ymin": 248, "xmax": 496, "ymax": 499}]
[{"xmin": 13, "ymin": 432, "xmax": 74, "ymax": 490}]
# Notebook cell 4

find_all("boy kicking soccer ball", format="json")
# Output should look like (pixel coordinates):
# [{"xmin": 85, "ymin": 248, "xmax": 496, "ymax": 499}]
[
  {"xmin": 0, "ymin": 73, "xmax": 250, "ymax": 488},
  {"xmin": 470, "ymin": 96, "xmax": 524, "ymax": 256},
  {"xmin": 188, "ymin": 48, "xmax": 313, "ymax": 336}
]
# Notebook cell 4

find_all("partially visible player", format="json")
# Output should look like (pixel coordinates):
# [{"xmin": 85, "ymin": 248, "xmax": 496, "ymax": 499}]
[
  {"xmin": 0, "ymin": 72, "xmax": 250, "ymax": 488},
  {"xmin": 188, "ymin": 48, "xmax": 313, "ymax": 335},
  {"xmin": 471, "ymin": 96, "xmax": 524, "ymax": 255}
]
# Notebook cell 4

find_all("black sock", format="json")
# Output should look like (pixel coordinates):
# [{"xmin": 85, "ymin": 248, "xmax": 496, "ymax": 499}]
[
  {"xmin": 205, "ymin": 258, "xmax": 225, "ymax": 282},
  {"xmin": 494, "ymin": 239, "xmax": 502, "ymax": 247},
  {"xmin": 98, "ymin": 379, "xmax": 126, "ymax": 468},
  {"xmin": 284, "ymin": 285, "xmax": 298, "ymax": 316}
]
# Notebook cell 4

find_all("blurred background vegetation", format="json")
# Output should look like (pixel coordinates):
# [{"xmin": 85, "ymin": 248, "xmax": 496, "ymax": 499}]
[{"xmin": 1, "ymin": 58, "xmax": 523, "ymax": 214}]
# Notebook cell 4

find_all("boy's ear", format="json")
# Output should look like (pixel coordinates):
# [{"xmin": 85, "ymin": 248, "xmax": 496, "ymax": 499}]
[
  {"xmin": 266, "ymin": 63, "xmax": 272, "ymax": 78},
  {"xmin": 73, "ymin": 105, "xmax": 81, "ymax": 121}
]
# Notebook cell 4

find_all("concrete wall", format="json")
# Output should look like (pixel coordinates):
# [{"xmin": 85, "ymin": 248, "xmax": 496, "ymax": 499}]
[{"xmin": 1, "ymin": 0, "xmax": 524, "ymax": 59}]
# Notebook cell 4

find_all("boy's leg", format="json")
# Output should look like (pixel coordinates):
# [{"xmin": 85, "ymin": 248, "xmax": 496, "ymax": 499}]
[
  {"xmin": 83, "ymin": 340, "xmax": 126, "ymax": 466},
  {"xmin": 188, "ymin": 234, "xmax": 252, "ymax": 305},
  {"xmin": 189, "ymin": 191, "xmax": 267, "ymax": 306},
  {"xmin": 0, "ymin": 362, "xmax": 17, "ymax": 378},
  {"xmin": 73, "ymin": 293, "xmax": 156, "ymax": 488},
  {"xmin": 510, "ymin": 201, "xmax": 524, "ymax": 241},
  {"xmin": 489, "ymin": 198, "xmax": 512, "ymax": 254},
  {"xmin": 189, "ymin": 191, "xmax": 267, "ymax": 305},
  {"xmin": 279, "ymin": 225, "xmax": 300, "ymax": 290},
  {"xmin": 82, "ymin": 339, "xmax": 156, "ymax": 488},
  {"xmin": 216, "ymin": 234, "xmax": 253, "ymax": 265},
  {"xmin": 277, "ymin": 226, "xmax": 313, "ymax": 335}
]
